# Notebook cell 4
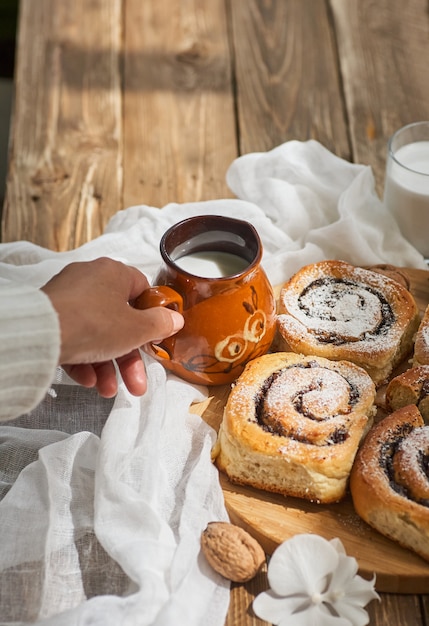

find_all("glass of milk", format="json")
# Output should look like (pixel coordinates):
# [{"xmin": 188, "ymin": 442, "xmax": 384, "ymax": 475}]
[{"xmin": 383, "ymin": 121, "xmax": 429, "ymax": 258}]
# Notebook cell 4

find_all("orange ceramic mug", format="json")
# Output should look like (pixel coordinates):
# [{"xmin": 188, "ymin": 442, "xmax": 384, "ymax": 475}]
[{"xmin": 134, "ymin": 215, "xmax": 276, "ymax": 386}]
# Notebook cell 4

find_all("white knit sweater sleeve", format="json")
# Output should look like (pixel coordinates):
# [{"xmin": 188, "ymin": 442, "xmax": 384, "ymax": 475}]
[{"xmin": 0, "ymin": 282, "xmax": 60, "ymax": 421}]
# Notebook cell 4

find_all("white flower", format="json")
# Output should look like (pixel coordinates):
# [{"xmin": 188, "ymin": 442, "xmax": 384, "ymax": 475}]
[{"xmin": 253, "ymin": 534, "xmax": 379, "ymax": 626}]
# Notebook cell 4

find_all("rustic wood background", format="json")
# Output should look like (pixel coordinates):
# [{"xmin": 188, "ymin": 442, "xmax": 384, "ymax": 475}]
[
  {"xmin": 2, "ymin": 1, "xmax": 429, "ymax": 624},
  {"xmin": 3, "ymin": 0, "xmax": 429, "ymax": 252}
]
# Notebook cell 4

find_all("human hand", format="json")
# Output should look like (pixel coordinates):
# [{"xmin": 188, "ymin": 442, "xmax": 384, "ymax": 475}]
[{"xmin": 41, "ymin": 257, "xmax": 184, "ymax": 398}]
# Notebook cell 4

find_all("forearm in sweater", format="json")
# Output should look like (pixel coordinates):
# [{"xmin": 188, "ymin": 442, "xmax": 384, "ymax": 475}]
[{"xmin": 0, "ymin": 282, "xmax": 60, "ymax": 421}]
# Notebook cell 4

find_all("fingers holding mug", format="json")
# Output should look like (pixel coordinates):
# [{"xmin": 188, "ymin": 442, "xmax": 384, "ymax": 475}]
[{"xmin": 133, "ymin": 286, "xmax": 184, "ymax": 361}]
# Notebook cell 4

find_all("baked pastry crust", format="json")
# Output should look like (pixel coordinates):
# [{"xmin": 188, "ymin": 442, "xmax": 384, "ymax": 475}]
[
  {"xmin": 350, "ymin": 405, "xmax": 429, "ymax": 563},
  {"xmin": 413, "ymin": 304, "xmax": 429, "ymax": 367},
  {"xmin": 277, "ymin": 260, "xmax": 420, "ymax": 386},
  {"xmin": 366, "ymin": 264, "xmax": 411, "ymax": 290},
  {"xmin": 385, "ymin": 365, "xmax": 429, "ymax": 422},
  {"xmin": 212, "ymin": 352, "xmax": 376, "ymax": 504}
]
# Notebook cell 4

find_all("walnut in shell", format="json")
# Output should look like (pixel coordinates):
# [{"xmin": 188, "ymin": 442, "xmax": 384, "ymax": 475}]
[{"xmin": 200, "ymin": 521, "xmax": 265, "ymax": 582}]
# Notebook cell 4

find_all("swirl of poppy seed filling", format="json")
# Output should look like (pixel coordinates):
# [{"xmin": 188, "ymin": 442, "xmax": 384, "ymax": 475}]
[
  {"xmin": 380, "ymin": 424, "xmax": 429, "ymax": 508},
  {"xmin": 419, "ymin": 379, "xmax": 429, "ymax": 403},
  {"xmin": 297, "ymin": 277, "xmax": 395, "ymax": 345},
  {"xmin": 254, "ymin": 361, "xmax": 360, "ymax": 444}
]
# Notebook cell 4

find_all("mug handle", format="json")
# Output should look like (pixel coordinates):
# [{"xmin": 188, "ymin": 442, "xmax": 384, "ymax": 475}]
[
  {"xmin": 134, "ymin": 286, "xmax": 183, "ymax": 361},
  {"xmin": 134, "ymin": 285, "xmax": 183, "ymax": 314}
]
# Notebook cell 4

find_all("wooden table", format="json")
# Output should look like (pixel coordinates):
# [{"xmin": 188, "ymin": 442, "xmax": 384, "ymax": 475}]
[{"xmin": 2, "ymin": 1, "xmax": 429, "ymax": 624}]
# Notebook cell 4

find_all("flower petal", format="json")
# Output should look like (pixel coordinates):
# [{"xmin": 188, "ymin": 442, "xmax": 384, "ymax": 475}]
[
  {"xmin": 253, "ymin": 590, "xmax": 309, "ymax": 623},
  {"xmin": 257, "ymin": 534, "xmax": 379, "ymax": 626},
  {"xmin": 253, "ymin": 592, "xmax": 351, "ymax": 626},
  {"xmin": 268, "ymin": 534, "xmax": 339, "ymax": 596},
  {"xmin": 327, "ymin": 552, "xmax": 359, "ymax": 592},
  {"xmin": 341, "ymin": 574, "xmax": 380, "ymax": 607},
  {"xmin": 329, "ymin": 599, "xmax": 373, "ymax": 626},
  {"xmin": 330, "ymin": 537, "xmax": 347, "ymax": 556},
  {"xmin": 283, "ymin": 605, "xmax": 351, "ymax": 626}
]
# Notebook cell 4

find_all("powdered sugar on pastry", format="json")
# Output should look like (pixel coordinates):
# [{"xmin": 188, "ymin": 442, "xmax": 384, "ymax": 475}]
[
  {"xmin": 350, "ymin": 405, "xmax": 429, "ymax": 563},
  {"xmin": 284, "ymin": 278, "xmax": 386, "ymax": 340},
  {"xmin": 255, "ymin": 362, "xmax": 373, "ymax": 446},
  {"xmin": 414, "ymin": 304, "xmax": 429, "ymax": 366},
  {"xmin": 277, "ymin": 260, "xmax": 420, "ymax": 386},
  {"xmin": 213, "ymin": 352, "xmax": 376, "ymax": 504},
  {"xmin": 393, "ymin": 426, "xmax": 429, "ymax": 503}
]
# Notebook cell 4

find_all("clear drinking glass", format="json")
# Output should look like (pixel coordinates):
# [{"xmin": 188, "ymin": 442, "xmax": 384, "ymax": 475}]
[{"xmin": 383, "ymin": 121, "xmax": 429, "ymax": 258}]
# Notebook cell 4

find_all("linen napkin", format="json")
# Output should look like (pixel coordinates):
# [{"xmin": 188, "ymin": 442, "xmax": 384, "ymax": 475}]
[{"xmin": 0, "ymin": 139, "xmax": 426, "ymax": 626}]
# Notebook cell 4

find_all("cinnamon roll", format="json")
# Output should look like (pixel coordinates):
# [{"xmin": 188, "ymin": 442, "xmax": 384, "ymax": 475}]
[
  {"xmin": 385, "ymin": 365, "xmax": 429, "ymax": 422},
  {"xmin": 277, "ymin": 260, "xmax": 420, "ymax": 386},
  {"xmin": 365, "ymin": 264, "xmax": 411, "ymax": 290},
  {"xmin": 350, "ymin": 405, "xmax": 429, "ymax": 563},
  {"xmin": 212, "ymin": 352, "xmax": 376, "ymax": 504},
  {"xmin": 413, "ymin": 304, "xmax": 429, "ymax": 367}
]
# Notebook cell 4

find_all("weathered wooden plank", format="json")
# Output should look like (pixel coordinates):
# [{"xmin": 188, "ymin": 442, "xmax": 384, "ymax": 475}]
[
  {"xmin": 330, "ymin": 0, "xmax": 429, "ymax": 195},
  {"xmin": 421, "ymin": 594, "xmax": 429, "ymax": 623},
  {"xmin": 229, "ymin": 0, "xmax": 350, "ymax": 159},
  {"xmin": 122, "ymin": 0, "xmax": 237, "ymax": 210},
  {"xmin": 2, "ymin": 0, "xmax": 123, "ymax": 250},
  {"xmin": 225, "ymin": 566, "xmax": 270, "ymax": 626},
  {"xmin": 368, "ymin": 593, "xmax": 424, "ymax": 625}
]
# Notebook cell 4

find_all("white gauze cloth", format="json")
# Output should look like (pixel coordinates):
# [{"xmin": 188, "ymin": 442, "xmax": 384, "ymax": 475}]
[{"xmin": 0, "ymin": 140, "xmax": 426, "ymax": 626}]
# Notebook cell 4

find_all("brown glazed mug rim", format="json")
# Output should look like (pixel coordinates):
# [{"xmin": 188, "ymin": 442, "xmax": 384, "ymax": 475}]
[{"xmin": 159, "ymin": 214, "xmax": 262, "ymax": 280}]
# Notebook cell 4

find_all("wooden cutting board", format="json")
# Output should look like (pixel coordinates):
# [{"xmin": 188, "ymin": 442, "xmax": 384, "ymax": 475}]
[{"xmin": 191, "ymin": 267, "xmax": 429, "ymax": 594}]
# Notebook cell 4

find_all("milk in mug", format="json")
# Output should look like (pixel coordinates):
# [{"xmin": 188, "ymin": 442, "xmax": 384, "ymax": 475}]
[
  {"xmin": 384, "ymin": 140, "xmax": 429, "ymax": 257},
  {"xmin": 175, "ymin": 250, "xmax": 249, "ymax": 278}
]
